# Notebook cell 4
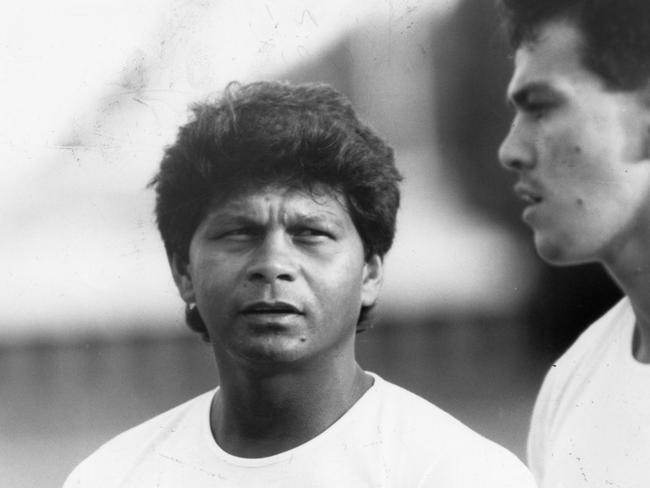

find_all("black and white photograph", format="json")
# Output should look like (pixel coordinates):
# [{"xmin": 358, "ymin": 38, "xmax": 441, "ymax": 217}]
[{"xmin": 3, "ymin": 1, "xmax": 647, "ymax": 486}]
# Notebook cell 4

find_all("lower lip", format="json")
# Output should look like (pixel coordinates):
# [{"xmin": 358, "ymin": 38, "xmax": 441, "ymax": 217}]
[
  {"xmin": 522, "ymin": 202, "xmax": 541, "ymax": 223},
  {"xmin": 241, "ymin": 313, "xmax": 302, "ymax": 326}
]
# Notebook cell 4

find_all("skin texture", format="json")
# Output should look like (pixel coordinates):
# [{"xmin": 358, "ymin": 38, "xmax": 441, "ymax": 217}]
[
  {"xmin": 499, "ymin": 20, "xmax": 650, "ymax": 266},
  {"xmin": 499, "ymin": 19, "xmax": 650, "ymax": 362},
  {"xmin": 170, "ymin": 184, "xmax": 382, "ymax": 455}
]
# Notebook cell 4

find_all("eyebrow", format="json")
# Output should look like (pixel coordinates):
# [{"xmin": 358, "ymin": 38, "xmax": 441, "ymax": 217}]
[
  {"xmin": 290, "ymin": 212, "xmax": 345, "ymax": 230},
  {"xmin": 202, "ymin": 209, "xmax": 345, "ymax": 230},
  {"xmin": 201, "ymin": 213, "xmax": 258, "ymax": 230}
]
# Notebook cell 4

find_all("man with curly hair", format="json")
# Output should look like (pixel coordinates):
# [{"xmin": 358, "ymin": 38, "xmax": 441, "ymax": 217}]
[
  {"xmin": 65, "ymin": 81, "xmax": 533, "ymax": 487},
  {"xmin": 498, "ymin": 1, "xmax": 650, "ymax": 486}
]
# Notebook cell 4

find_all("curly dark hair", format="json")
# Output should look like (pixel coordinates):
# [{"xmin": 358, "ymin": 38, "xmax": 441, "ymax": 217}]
[
  {"xmin": 149, "ymin": 81, "xmax": 402, "ymax": 340},
  {"xmin": 497, "ymin": 0, "xmax": 650, "ymax": 90}
]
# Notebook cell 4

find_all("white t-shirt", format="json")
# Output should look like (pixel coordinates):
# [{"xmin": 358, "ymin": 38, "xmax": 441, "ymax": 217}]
[
  {"xmin": 65, "ymin": 373, "xmax": 534, "ymax": 487},
  {"xmin": 528, "ymin": 298, "xmax": 650, "ymax": 488}
]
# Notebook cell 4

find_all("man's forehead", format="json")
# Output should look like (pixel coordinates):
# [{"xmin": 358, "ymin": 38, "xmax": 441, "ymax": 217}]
[
  {"xmin": 207, "ymin": 184, "xmax": 349, "ymax": 219},
  {"xmin": 508, "ymin": 19, "xmax": 586, "ymax": 96}
]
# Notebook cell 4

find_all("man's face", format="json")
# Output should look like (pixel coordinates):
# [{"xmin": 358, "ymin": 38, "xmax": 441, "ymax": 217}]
[
  {"xmin": 499, "ymin": 20, "xmax": 650, "ymax": 265},
  {"xmin": 172, "ymin": 184, "xmax": 382, "ymax": 366}
]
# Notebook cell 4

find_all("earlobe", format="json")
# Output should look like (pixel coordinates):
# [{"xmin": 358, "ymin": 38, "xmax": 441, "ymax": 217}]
[
  {"xmin": 361, "ymin": 254, "xmax": 383, "ymax": 307},
  {"xmin": 170, "ymin": 253, "xmax": 196, "ymax": 303}
]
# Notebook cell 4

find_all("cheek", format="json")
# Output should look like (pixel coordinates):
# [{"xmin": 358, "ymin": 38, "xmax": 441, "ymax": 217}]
[
  {"xmin": 544, "ymin": 131, "xmax": 583, "ymax": 171},
  {"xmin": 339, "ymin": 268, "xmax": 366, "ymax": 306},
  {"xmin": 543, "ymin": 132, "xmax": 607, "ymax": 203},
  {"xmin": 191, "ymin": 257, "xmax": 237, "ymax": 302},
  {"xmin": 311, "ymin": 263, "xmax": 364, "ymax": 311}
]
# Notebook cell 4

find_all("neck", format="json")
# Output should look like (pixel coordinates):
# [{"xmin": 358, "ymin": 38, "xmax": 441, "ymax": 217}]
[
  {"xmin": 604, "ymin": 238, "xmax": 650, "ymax": 363},
  {"xmin": 210, "ymin": 348, "xmax": 372, "ymax": 458}
]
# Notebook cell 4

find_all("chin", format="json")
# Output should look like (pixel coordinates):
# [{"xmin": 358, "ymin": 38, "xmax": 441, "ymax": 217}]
[
  {"xmin": 237, "ymin": 339, "xmax": 309, "ymax": 365},
  {"xmin": 534, "ymin": 235, "xmax": 590, "ymax": 266}
]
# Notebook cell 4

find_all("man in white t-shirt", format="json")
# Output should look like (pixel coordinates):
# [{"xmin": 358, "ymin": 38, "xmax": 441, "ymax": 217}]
[
  {"xmin": 64, "ymin": 81, "xmax": 534, "ymax": 487},
  {"xmin": 498, "ymin": 1, "xmax": 650, "ymax": 486}
]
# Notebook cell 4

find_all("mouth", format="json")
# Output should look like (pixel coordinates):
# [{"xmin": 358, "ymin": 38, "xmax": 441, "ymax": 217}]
[
  {"xmin": 240, "ymin": 301, "xmax": 304, "ymax": 316},
  {"xmin": 514, "ymin": 183, "xmax": 543, "ymax": 206}
]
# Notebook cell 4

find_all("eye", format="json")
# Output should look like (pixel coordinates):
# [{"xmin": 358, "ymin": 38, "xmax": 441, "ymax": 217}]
[
  {"xmin": 526, "ymin": 102, "xmax": 551, "ymax": 119},
  {"xmin": 216, "ymin": 227, "xmax": 260, "ymax": 241},
  {"xmin": 523, "ymin": 94, "xmax": 557, "ymax": 120},
  {"xmin": 292, "ymin": 227, "xmax": 334, "ymax": 242},
  {"xmin": 511, "ymin": 87, "xmax": 560, "ymax": 121}
]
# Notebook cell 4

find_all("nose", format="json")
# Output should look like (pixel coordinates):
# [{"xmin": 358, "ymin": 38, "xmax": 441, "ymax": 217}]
[
  {"xmin": 246, "ymin": 233, "xmax": 298, "ymax": 284},
  {"xmin": 498, "ymin": 117, "xmax": 534, "ymax": 172}
]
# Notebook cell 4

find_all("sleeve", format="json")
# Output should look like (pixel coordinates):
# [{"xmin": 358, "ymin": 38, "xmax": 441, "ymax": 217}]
[
  {"xmin": 526, "ymin": 300, "xmax": 626, "ymax": 487},
  {"xmin": 527, "ymin": 380, "xmax": 550, "ymax": 483},
  {"xmin": 60, "ymin": 448, "xmax": 123, "ymax": 488},
  {"xmin": 527, "ymin": 352, "xmax": 575, "ymax": 486},
  {"xmin": 416, "ymin": 439, "xmax": 538, "ymax": 488},
  {"xmin": 62, "ymin": 464, "xmax": 85, "ymax": 488}
]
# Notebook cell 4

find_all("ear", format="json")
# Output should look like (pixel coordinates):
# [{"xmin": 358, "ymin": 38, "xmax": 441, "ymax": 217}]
[
  {"xmin": 170, "ymin": 253, "xmax": 196, "ymax": 304},
  {"xmin": 360, "ymin": 254, "xmax": 383, "ymax": 308}
]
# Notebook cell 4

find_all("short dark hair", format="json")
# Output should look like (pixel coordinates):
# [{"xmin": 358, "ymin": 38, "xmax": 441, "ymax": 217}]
[
  {"xmin": 497, "ymin": 0, "xmax": 650, "ymax": 90},
  {"xmin": 149, "ymin": 81, "xmax": 402, "ymax": 339}
]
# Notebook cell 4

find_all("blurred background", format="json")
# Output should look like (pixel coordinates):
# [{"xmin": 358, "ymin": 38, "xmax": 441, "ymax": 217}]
[{"xmin": 1, "ymin": 0, "xmax": 622, "ymax": 486}]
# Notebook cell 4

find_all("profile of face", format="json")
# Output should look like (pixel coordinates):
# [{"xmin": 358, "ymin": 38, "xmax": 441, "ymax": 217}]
[
  {"xmin": 499, "ymin": 20, "xmax": 650, "ymax": 265},
  {"xmin": 171, "ymin": 184, "xmax": 383, "ymax": 366}
]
